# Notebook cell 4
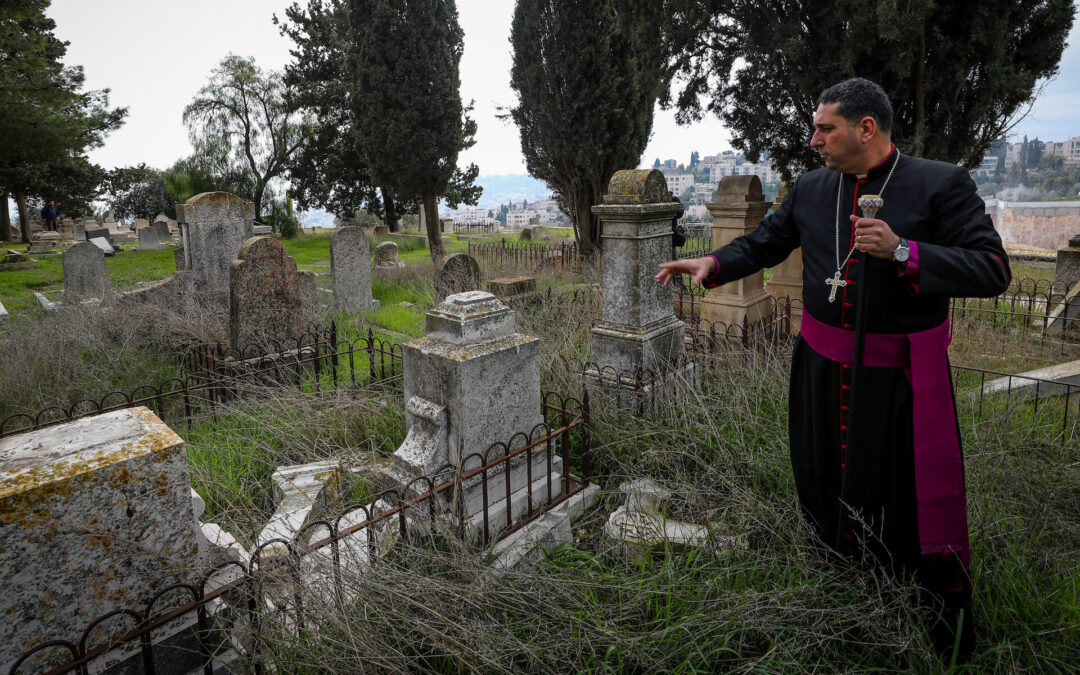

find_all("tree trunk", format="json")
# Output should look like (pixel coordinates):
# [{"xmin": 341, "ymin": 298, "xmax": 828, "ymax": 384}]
[
  {"xmin": 381, "ymin": 187, "xmax": 399, "ymax": 233},
  {"xmin": 573, "ymin": 184, "xmax": 601, "ymax": 257},
  {"xmin": 423, "ymin": 188, "xmax": 444, "ymax": 263},
  {"xmin": 1, "ymin": 191, "xmax": 11, "ymax": 241},
  {"xmin": 253, "ymin": 182, "xmax": 265, "ymax": 222},
  {"xmin": 14, "ymin": 189, "xmax": 31, "ymax": 244}
]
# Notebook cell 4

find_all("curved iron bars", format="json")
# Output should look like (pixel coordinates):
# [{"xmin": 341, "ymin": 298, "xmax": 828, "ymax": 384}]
[
  {"xmin": 7, "ymin": 395, "xmax": 589, "ymax": 674},
  {"xmin": 1, "ymin": 324, "xmax": 404, "ymax": 439}
]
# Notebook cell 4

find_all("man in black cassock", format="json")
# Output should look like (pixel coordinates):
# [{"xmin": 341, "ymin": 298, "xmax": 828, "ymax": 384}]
[{"xmin": 656, "ymin": 78, "xmax": 1010, "ymax": 655}]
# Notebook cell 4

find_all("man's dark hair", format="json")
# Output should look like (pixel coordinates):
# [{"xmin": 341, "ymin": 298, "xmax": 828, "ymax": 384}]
[{"xmin": 818, "ymin": 78, "xmax": 893, "ymax": 133}]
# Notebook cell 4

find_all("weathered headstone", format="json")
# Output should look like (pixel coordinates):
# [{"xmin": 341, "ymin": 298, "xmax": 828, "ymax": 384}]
[
  {"xmin": 487, "ymin": 276, "xmax": 539, "ymax": 306},
  {"xmin": 150, "ymin": 220, "xmax": 170, "ymax": 241},
  {"xmin": 62, "ymin": 241, "xmax": 110, "ymax": 303},
  {"xmin": 138, "ymin": 224, "xmax": 164, "ymax": 250},
  {"xmin": 175, "ymin": 192, "xmax": 254, "ymax": 296},
  {"xmin": 434, "ymin": 253, "xmax": 481, "ymax": 302},
  {"xmin": 519, "ymin": 228, "xmax": 533, "ymax": 241},
  {"xmin": 1055, "ymin": 233, "xmax": 1080, "ymax": 290},
  {"xmin": 588, "ymin": 169, "xmax": 687, "ymax": 375},
  {"xmin": 88, "ymin": 236, "xmax": 115, "ymax": 256},
  {"xmin": 229, "ymin": 235, "xmax": 303, "ymax": 346},
  {"xmin": 703, "ymin": 176, "xmax": 773, "ymax": 326},
  {"xmin": 154, "ymin": 213, "xmax": 170, "ymax": 223},
  {"xmin": 73, "ymin": 221, "xmax": 88, "ymax": 241},
  {"xmin": 373, "ymin": 224, "xmax": 390, "ymax": 235},
  {"xmin": 382, "ymin": 291, "xmax": 551, "ymax": 530},
  {"xmin": 373, "ymin": 240, "xmax": 399, "ymax": 267},
  {"xmin": 330, "ymin": 227, "xmax": 373, "ymax": 312},
  {"xmin": 440, "ymin": 218, "xmax": 454, "ymax": 233},
  {"xmin": 134, "ymin": 218, "xmax": 150, "ymax": 230},
  {"xmin": 0, "ymin": 407, "xmax": 203, "ymax": 673}
]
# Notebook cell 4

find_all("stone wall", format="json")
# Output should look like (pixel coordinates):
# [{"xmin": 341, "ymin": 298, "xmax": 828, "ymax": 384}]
[{"xmin": 985, "ymin": 199, "xmax": 1080, "ymax": 250}]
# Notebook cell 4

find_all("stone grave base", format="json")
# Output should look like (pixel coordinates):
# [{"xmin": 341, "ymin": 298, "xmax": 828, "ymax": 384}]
[
  {"xmin": 584, "ymin": 361, "xmax": 697, "ymax": 415},
  {"xmin": 589, "ymin": 317, "xmax": 686, "ymax": 375}
]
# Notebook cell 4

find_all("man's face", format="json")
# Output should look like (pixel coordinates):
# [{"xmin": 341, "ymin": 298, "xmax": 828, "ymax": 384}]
[{"xmin": 811, "ymin": 102, "xmax": 863, "ymax": 173}]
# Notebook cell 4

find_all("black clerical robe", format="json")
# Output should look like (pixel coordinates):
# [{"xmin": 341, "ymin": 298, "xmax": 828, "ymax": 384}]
[{"xmin": 703, "ymin": 147, "xmax": 1010, "ymax": 651}]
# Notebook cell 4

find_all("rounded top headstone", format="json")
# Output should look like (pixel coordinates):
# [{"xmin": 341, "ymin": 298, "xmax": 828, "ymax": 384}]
[
  {"xmin": 712, "ymin": 175, "xmax": 764, "ymax": 203},
  {"xmin": 237, "ymin": 235, "xmax": 288, "ymax": 262},
  {"xmin": 178, "ymin": 191, "xmax": 254, "ymax": 223},
  {"xmin": 603, "ymin": 169, "xmax": 671, "ymax": 205}
]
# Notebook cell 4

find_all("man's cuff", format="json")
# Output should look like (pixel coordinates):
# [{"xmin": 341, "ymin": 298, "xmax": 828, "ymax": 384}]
[
  {"xmin": 897, "ymin": 240, "xmax": 920, "ymax": 289},
  {"xmin": 703, "ymin": 254, "xmax": 723, "ymax": 288}
]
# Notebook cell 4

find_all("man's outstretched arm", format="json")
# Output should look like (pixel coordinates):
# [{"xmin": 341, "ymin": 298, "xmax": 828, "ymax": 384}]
[{"xmin": 655, "ymin": 256, "xmax": 717, "ymax": 287}]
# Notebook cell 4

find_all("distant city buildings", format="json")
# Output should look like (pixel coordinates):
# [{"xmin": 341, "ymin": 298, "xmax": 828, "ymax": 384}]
[
  {"xmin": 1003, "ymin": 136, "xmax": 1080, "ymax": 169},
  {"xmin": 447, "ymin": 197, "xmax": 568, "ymax": 229}
]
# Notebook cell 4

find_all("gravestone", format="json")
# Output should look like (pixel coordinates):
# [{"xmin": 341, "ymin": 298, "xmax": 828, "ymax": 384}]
[
  {"xmin": 588, "ymin": 169, "xmax": 687, "ymax": 375},
  {"xmin": 382, "ymin": 291, "xmax": 553, "ymax": 531},
  {"xmin": 229, "ymin": 235, "xmax": 303, "ymax": 346},
  {"xmin": 520, "ymin": 228, "xmax": 533, "ymax": 241},
  {"xmin": 440, "ymin": 218, "xmax": 454, "ymax": 233},
  {"xmin": 154, "ymin": 213, "xmax": 169, "ymax": 223},
  {"xmin": 373, "ymin": 224, "xmax": 389, "ymax": 235},
  {"xmin": 73, "ymin": 221, "xmax": 90, "ymax": 241},
  {"xmin": 373, "ymin": 240, "xmax": 399, "ymax": 267},
  {"xmin": 703, "ymin": 176, "xmax": 773, "ymax": 326},
  {"xmin": 0, "ymin": 407, "xmax": 203, "ymax": 673},
  {"xmin": 150, "ymin": 220, "xmax": 170, "ymax": 241},
  {"xmin": 134, "ymin": 218, "xmax": 150, "ymax": 230},
  {"xmin": 176, "ymin": 192, "xmax": 254, "ymax": 297},
  {"xmin": 330, "ymin": 227, "xmax": 373, "ymax": 312},
  {"xmin": 62, "ymin": 241, "xmax": 110, "ymax": 303},
  {"xmin": 1055, "ymin": 233, "xmax": 1080, "ymax": 290},
  {"xmin": 88, "ymin": 236, "xmax": 115, "ymax": 256},
  {"xmin": 434, "ymin": 253, "xmax": 481, "ymax": 302},
  {"xmin": 487, "ymin": 276, "xmax": 540, "ymax": 306},
  {"xmin": 138, "ymin": 224, "xmax": 164, "ymax": 250}
]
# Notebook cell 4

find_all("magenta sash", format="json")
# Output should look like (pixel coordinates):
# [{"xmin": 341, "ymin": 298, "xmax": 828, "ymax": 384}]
[{"xmin": 800, "ymin": 310, "xmax": 970, "ymax": 566}]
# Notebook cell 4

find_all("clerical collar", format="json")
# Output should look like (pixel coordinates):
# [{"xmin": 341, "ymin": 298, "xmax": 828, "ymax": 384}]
[{"xmin": 852, "ymin": 144, "xmax": 898, "ymax": 180}]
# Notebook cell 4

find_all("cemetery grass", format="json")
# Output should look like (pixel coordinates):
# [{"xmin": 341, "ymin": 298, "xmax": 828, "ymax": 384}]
[{"xmin": 0, "ymin": 245, "xmax": 175, "ymax": 317}]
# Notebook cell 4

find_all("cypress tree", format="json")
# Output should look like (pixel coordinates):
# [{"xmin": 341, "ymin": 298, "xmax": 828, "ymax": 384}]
[
  {"xmin": 346, "ymin": 0, "xmax": 475, "ymax": 260},
  {"xmin": 508, "ymin": 0, "xmax": 664, "ymax": 255}
]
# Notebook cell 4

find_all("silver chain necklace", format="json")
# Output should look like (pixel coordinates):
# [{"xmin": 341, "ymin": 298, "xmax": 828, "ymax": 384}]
[{"xmin": 825, "ymin": 151, "xmax": 900, "ymax": 303}]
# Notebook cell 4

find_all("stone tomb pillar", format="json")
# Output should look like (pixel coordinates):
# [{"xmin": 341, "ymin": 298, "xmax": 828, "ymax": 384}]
[
  {"xmin": 175, "ymin": 192, "xmax": 254, "ymax": 296},
  {"xmin": 1055, "ymin": 233, "xmax": 1080, "ymax": 290},
  {"xmin": 383, "ymin": 291, "xmax": 556, "ymax": 529},
  {"xmin": 763, "ymin": 181, "xmax": 803, "ymax": 331},
  {"xmin": 0, "ymin": 407, "xmax": 204, "ymax": 673},
  {"xmin": 588, "ymin": 169, "xmax": 687, "ymax": 376},
  {"xmin": 703, "ymin": 176, "xmax": 774, "ymax": 327}
]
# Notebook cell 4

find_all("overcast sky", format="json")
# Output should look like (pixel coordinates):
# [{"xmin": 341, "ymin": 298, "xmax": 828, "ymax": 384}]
[{"xmin": 47, "ymin": 0, "xmax": 1080, "ymax": 177}]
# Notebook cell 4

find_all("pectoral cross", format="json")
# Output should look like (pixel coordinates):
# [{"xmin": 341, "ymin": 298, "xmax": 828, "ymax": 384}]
[{"xmin": 826, "ymin": 271, "xmax": 847, "ymax": 303}]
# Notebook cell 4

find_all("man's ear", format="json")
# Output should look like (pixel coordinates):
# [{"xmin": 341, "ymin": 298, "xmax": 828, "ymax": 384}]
[{"xmin": 857, "ymin": 116, "xmax": 878, "ymax": 144}]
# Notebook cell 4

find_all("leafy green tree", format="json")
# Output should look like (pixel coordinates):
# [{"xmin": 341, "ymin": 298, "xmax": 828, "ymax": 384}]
[
  {"xmin": 183, "ymin": 55, "xmax": 307, "ymax": 220},
  {"xmin": 105, "ymin": 164, "xmax": 175, "ymax": 220},
  {"xmin": 660, "ymin": 0, "xmax": 1075, "ymax": 178},
  {"xmin": 0, "ymin": 0, "xmax": 125, "ymax": 241},
  {"xmin": 346, "ymin": 0, "xmax": 478, "ymax": 260},
  {"xmin": 508, "ymin": 0, "xmax": 665, "ymax": 255}
]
